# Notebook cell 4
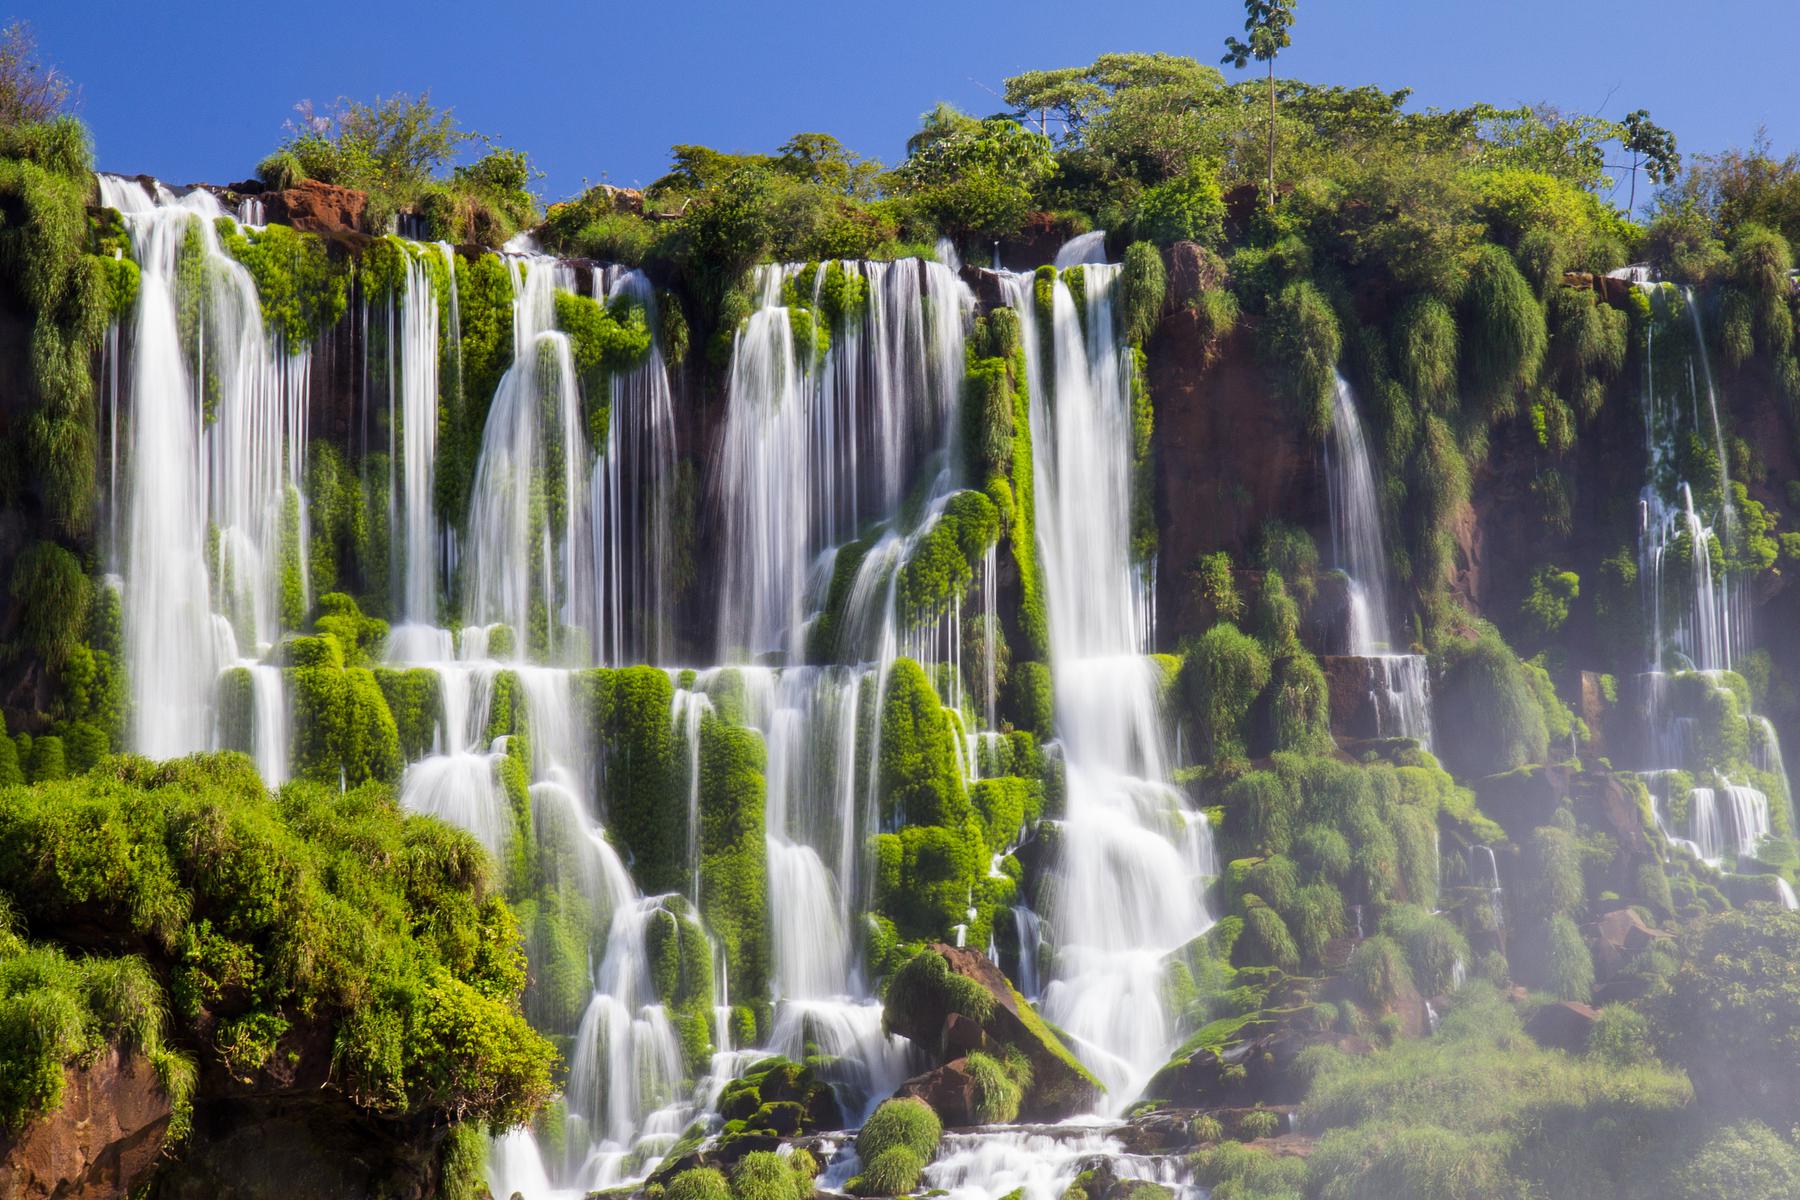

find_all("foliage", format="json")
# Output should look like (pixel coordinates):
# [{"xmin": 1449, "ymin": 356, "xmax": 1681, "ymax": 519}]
[
  {"xmin": 1461, "ymin": 244, "xmax": 1546, "ymax": 418},
  {"xmin": 1118, "ymin": 240, "xmax": 1168, "ymax": 345},
  {"xmin": 1434, "ymin": 630, "xmax": 1549, "ymax": 778},
  {"xmin": 7, "ymin": 540, "xmax": 89, "ymax": 668},
  {"xmin": 0, "ymin": 754, "xmax": 551, "ymax": 1128},
  {"xmin": 1130, "ymin": 165, "xmax": 1225, "ymax": 246},
  {"xmin": 1260, "ymin": 280, "xmax": 1339, "ymax": 438},
  {"xmin": 856, "ymin": 1096, "xmax": 942, "ymax": 1167},
  {"xmin": 1180, "ymin": 624, "xmax": 1270, "ymax": 762},
  {"xmin": 0, "ymin": 22, "xmax": 72, "ymax": 128},
  {"xmin": 891, "ymin": 110, "xmax": 1057, "ymax": 238}
]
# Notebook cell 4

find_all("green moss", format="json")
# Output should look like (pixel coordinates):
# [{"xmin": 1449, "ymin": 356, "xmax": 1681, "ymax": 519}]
[
  {"xmin": 373, "ymin": 668, "xmax": 442, "ymax": 762},
  {"xmin": 1009, "ymin": 660, "xmax": 1054, "ymax": 740},
  {"xmin": 589, "ymin": 667, "xmax": 687, "ymax": 894},
  {"xmin": 288, "ymin": 664, "xmax": 403, "ymax": 786},
  {"xmin": 809, "ymin": 540, "xmax": 871, "ymax": 663},
  {"xmin": 1180, "ymin": 624, "xmax": 1271, "ymax": 763},
  {"xmin": 665, "ymin": 1168, "xmax": 730, "ymax": 1200},
  {"xmin": 970, "ymin": 776, "xmax": 1039, "ymax": 857},
  {"xmin": 1434, "ymin": 630, "xmax": 1549, "ymax": 778},
  {"xmin": 25, "ymin": 736, "xmax": 66, "ymax": 783},
  {"xmin": 1347, "ymin": 933, "xmax": 1412, "ymax": 1009},
  {"xmin": 1393, "ymin": 294, "xmax": 1459, "ymax": 414},
  {"xmin": 442, "ymin": 253, "xmax": 515, "ymax": 526},
  {"xmin": 857, "ymin": 1096, "xmax": 942, "ymax": 1164},
  {"xmin": 697, "ymin": 712, "xmax": 768, "ymax": 1001},
  {"xmin": 552, "ymin": 288, "xmax": 653, "ymax": 442},
  {"xmin": 215, "ymin": 219, "xmax": 350, "ymax": 346},
  {"xmin": 1266, "ymin": 652, "xmax": 1332, "ymax": 755},
  {"xmin": 0, "ymin": 754, "xmax": 551, "ymax": 1130},
  {"xmin": 8, "ymin": 541, "xmax": 90, "ymax": 669},
  {"xmin": 898, "ymin": 491, "xmax": 999, "ymax": 626}
]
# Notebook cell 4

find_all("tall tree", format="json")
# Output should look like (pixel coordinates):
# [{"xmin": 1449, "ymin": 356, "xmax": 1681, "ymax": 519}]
[
  {"xmin": 1221, "ymin": 0, "xmax": 1297, "ymax": 209},
  {"xmin": 1621, "ymin": 108, "xmax": 1680, "ymax": 212}
]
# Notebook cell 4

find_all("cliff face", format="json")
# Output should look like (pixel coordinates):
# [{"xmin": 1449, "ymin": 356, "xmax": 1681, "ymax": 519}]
[{"xmin": 0, "ymin": 1048, "xmax": 170, "ymax": 1200}]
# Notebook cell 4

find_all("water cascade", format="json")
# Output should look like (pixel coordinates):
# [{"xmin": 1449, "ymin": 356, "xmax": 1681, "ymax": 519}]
[
  {"xmin": 1006, "ymin": 262, "xmax": 1216, "ymax": 1105},
  {"xmin": 100, "ymin": 174, "xmax": 311, "ymax": 765},
  {"xmin": 1323, "ymin": 371, "xmax": 1434, "ymax": 747}
]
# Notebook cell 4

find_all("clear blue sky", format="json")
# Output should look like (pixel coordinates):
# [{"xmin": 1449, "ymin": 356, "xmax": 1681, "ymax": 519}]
[{"xmin": 21, "ymin": 0, "xmax": 1799, "ymax": 207}]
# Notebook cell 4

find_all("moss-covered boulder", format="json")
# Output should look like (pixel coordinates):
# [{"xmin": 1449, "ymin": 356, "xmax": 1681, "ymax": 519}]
[
  {"xmin": 881, "ymin": 944, "xmax": 1101, "ymax": 1120},
  {"xmin": 1140, "ymin": 971, "xmax": 1321, "ymax": 1109}
]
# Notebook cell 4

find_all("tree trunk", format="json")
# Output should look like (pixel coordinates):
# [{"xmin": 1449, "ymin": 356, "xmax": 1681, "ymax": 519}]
[{"xmin": 1266, "ymin": 59, "xmax": 1277, "ymax": 210}]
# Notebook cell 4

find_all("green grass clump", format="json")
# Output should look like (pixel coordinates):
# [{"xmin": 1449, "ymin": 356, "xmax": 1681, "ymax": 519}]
[
  {"xmin": 664, "ymin": 1167, "xmax": 731, "ymax": 1200},
  {"xmin": 215, "ymin": 219, "xmax": 349, "ymax": 346},
  {"xmin": 1347, "ymin": 934, "xmax": 1412, "ymax": 1009},
  {"xmin": 1461, "ymin": 244, "xmax": 1546, "ymax": 419},
  {"xmin": 965, "ymin": 1049, "xmax": 1024, "ymax": 1124},
  {"xmin": 856, "ymin": 1096, "xmax": 942, "ymax": 1187},
  {"xmin": 732, "ymin": 1150, "xmax": 810, "ymax": 1200},
  {"xmin": 1260, "ymin": 280, "xmax": 1340, "ymax": 440},
  {"xmin": 1180, "ymin": 624, "xmax": 1270, "ymax": 764},
  {"xmin": 1118, "ymin": 240, "xmax": 1168, "ymax": 345},
  {"xmin": 1393, "ymin": 294, "xmax": 1459, "ymax": 414}
]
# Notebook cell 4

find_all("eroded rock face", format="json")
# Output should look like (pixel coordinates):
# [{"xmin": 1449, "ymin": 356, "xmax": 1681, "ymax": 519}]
[
  {"xmin": 0, "ymin": 1047, "xmax": 170, "ymax": 1200},
  {"xmin": 153, "ymin": 1099, "xmax": 446, "ymax": 1200},
  {"xmin": 256, "ymin": 180, "xmax": 369, "ymax": 237}
]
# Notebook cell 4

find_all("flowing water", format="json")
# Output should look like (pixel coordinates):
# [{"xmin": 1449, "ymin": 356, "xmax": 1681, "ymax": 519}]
[
  {"xmin": 1004, "ymin": 264, "xmax": 1216, "ymax": 1106},
  {"xmin": 97, "ymin": 190, "xmax": 1222, "ymax": 1198},
  {"xmin": 1324, "ymin": 371, "xmax": 1434, "ymax": 747}
]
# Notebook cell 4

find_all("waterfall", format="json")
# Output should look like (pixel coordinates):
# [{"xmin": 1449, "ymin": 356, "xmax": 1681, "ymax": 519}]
[
  {"xmin": 715, "ymin": 261, "xmax": 969, "ymax": 662},
  {"xmin": 1007, "ymin": 261, "xmax": 1215, "ymax": 1107},
  {"xmin": 1324, "ymin": 371, "xmax": 1434, "ymax": 748},
  {"xmin": 100, "ymin": 174, "xmax": 311, "ymax": 760},
  {"xmin": 392, "ymin": 244, "xmax": 448, "ymax": 625},
  {"xmin": 464, "ymin": 255, "xmax": 594, "ymax": 664},
  {"xmin": 593, "ymin": 267, "xmax": 679, "ymax": 665}
]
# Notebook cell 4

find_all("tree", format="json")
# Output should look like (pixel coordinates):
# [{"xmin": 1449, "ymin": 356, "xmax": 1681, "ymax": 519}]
[
  {"xmin": 1221, "ymin": 0, "xmax": 1297, "ymax": 209},
  {"xmin": 0, "ymin": 21, "xmax": 73, "ymax": 127},
  {"xmin": 1622, "ymin": 108, "xmax": 1679, "ymax": 212}
]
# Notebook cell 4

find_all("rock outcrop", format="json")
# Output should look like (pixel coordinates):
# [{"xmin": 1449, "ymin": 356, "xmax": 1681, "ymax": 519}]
[
  {"xmin": 254, "ymin": 180, "xmax": 369, "ymax": 237},
  {"xmin": 883, "ymin": 944, "xmax": 1103, "ymax": 1122},
  {"xmin": 0, "ymin": 1047, "xmax": 171, "ymax": 1200}
]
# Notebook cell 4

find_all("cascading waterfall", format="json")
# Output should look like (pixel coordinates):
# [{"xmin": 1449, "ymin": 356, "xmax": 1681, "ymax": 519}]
[
  {"xmin": 1324, "ymin": 371, "xmax": 1433, "ymax": 747},
  {"xmin": 100, "ymin": 174, "xmax": 311, "ymax": 762},
  {"xmin": 465, "ymin": 255, "xmax": 594, "ymax": 664},
  {"xmin": 1631, "ymin": 281, "xmax": 1787, "ymax": 868},
  {"xmin": 1006, "ymin": 261, "xmax": 1215, "ymax": 1106},
  {"xmin": 593, "ymin": 266, "xmax": 679, "ymax": 665},
  {"xmin": 390, "ymin": 244, "xmax": 452, "ymax": 625},
  {"xmin": 715, "ymin": 260, "xmax": 968, "ymax": 662}
]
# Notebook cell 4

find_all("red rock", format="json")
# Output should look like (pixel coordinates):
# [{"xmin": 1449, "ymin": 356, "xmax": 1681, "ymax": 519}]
[
  {"xmin": 258, "ymin": 180, "xmax": 369, "ymax": 237},
  {"xmin": 0, "ymin": 1046, "xmax": 171, "ymax": 1200}
]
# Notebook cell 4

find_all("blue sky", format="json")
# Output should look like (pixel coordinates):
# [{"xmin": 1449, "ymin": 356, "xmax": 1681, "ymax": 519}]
[{"xmin": 22, "ymin": 0, "xmax": 1799, "ymax": 207}]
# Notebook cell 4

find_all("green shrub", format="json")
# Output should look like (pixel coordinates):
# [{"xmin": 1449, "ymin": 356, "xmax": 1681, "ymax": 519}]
[
  {"xmin": 1235, "ymin": 1106, "xmax": 1281, "ymax": 1140},
  {"xmin": 1543, "ymin": 913, "xmax": 1594, "ymax": 1003},
  {"xmin": 1586, "ymin": 1004, "xmax": 1654, "ymax": 1067},
  {"xmin": 1266, "ymin": 653, "xmax": 1332, "ymax": 756},
  {"xmin": 1670, "ymin": 1121, "xmax": 1800, "ymax": 1200},
  {"xmin": 965, "ymin": 1049, "xmax": 1023, "ymax": 1124},
  {"xmin": 1224, "ymin": 770, "xmax": 1298, "ymax": 856},
  {"xmin": 1193, "ymin": 552, "xmax": 1243, "ymax": 626},
  {"xmin": 1393, "ymin": 294, "xmax": 1459, "ymax": 414},
  {"xmin": 1294, "ymin": 826, "xmax": 1351, "ymax": 881},
  {"xmin": 1347, "ymin": 934, "xmax": 1412, "ymax": 1009},
  {"xmin": 1180, "ymin": 624, "xmax": 1270, "ymax": 762},
  {"xmin": 1130, "ymin": 166, "xmax": 1225, "ymax": 247},
  {"xmin": 1434, "ymin": 632, "xmax": 1548, "ymax": 778},
  {"xmin": 1118, "ymin": 240, "xmax": 1168, "ymax": 346},
  {"xmin": 855, "ymin": 1146, "xmax": 925, "ymax": 1197},
  {"xmin": 1385, "ymin": 906, "xmax": 1468, "ymax": 995},
  {"xmin": 7, "ymin": 542, "xmax": 90, "ymax": 669},
  {"xmin": 1238, "ymin": 904, "xmax": 1299, "ymax": 974}
]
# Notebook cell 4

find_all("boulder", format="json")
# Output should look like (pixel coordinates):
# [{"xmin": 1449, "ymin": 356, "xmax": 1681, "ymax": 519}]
[
  {"xmin": 894, "ymin": 1060, "xmax": 982, "ymax": 1127},
  {"xmin": 1140, "ymin": 976, "xmax": 1322, "ymax": 1108},
  {"xmin": 1524, "ymin": 1000, "xmax": 1598, "ymax": 1053},
  {"xmin": 0, "ymin": 1047, "xmax": 171, "ymax": 1200},
  {"xmin": 257, "ymin": 180, "xmax": 369, "ymax": 237},
  {"xmin": 883, "ymin": 944, "xmax": 1102, "ymax": 1120},
  {"xmin": 1586, "ymin": 907, "xmax": 1671, "ymax": 980}
]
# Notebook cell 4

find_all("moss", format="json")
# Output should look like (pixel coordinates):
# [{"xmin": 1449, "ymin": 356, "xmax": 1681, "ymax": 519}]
[
  {"xmin": 809, "ymin": 540, "xmax": 871, "ymax": 663},
  {"xmin": 1543, "ymin": 912, "xmax": 1594, "ymax": 1003},
  {"xmin": 25, "ymin": 736, "xmax": 66, "ymax": 783},
  {"xmin": 1236, "ymin": 903, "xmax": 1299, "ymax": 973},
  {"xmin": 1434, "ymin": 630, "xmax": 1549, "ymax": 778},
  {"xmin": 1393, "ymin": 293, "xmax": 1459, "ymax": 414},
  {"xmin": 878, "ymin": 659, "xmax": 972, "ymax": 831},
  {"xmin": 1009, "ymin": 660, "xmax": 1054, "ymax": 741},
  {"xmin": 373, "ymin": 668, "xmax": 442, "ymax": 762},
  {"xmin": 697, "ymin": 712, "xmax": 768, "ymax": 1000},
  {"xmin": 897, "ymin": 491, "xmax": 999, "ymax": 626},
  {"xmin": 215, "ymin": 219, "xmax": 350, "ymax": 346},
  {"xmin": 590, "ymin": 667, "xmax": 687, "ymax": 894},
  {"xmin": 970, "ymin": 776, "xmax": 1039, "ymax": 857},
  {"xmin": 854, "ymin": 1146, "xmax": 925, "ymax": 1197},
  {"xmin": 1265, "ymin": 653, "xmax": 1332, "ymax": 755},
  {"xmin": 552, "ymin": 288, "xmax": 653, "ymax": 442},
  {"xmin": 288, "ymin": 665, "xmax": 404, "ymax": 786},
  {"xmin": 441, "ymin": 253, "xmax": 515, "ymax": 526},
  {"xmin": 0, "ymin": 754, "xmax": 550, "ymax": 1129}
]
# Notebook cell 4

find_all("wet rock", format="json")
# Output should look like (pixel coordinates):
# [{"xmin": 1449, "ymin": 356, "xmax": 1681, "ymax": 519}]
[
  {"xmin": 1140, "ymin": 978, "xmax": 1321, "ymax": 1109},
  {"xmin": 1162, "ymin": 241, "xmax": 1226, "ymax": 308},
  {"xmin": 894, "ymin": 1060, "xmax": 982, "ymax": 1127},
  {"xmin": 1322, "ymin": 656, "xmax": 1385, "ymax": 741},
  {"xmin": 0, "ymin": 1046, "xmax": 170, "ymax": 1200}
]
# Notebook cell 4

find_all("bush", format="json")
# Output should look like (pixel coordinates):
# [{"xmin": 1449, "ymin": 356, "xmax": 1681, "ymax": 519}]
[
  {"xmin": 1129, "ymin": 165, "xmax": 1225, "ymax": 247},
  {"xmin": 1393, "ymin": 294, "xmax": 1459, "ymax": 414},
  {"xmin": 965, "ymin": 1049, "xmax": 1023, "ymax": 1123},
  {"xmin": 1385, "ymin": 906, "xmax": 1468, "ymax": 996},
  {"xmin": 1180, "ymin": 624, "xmax": 1270, "ymax": 762},
  {"xmin": 1670, "ymin": 1121, "xmax": 1800, "ymax": 1200},
  {"xmin": 1518, "ymin": 566, "xmax": 1578, "ymax": 640},
  {"xmin": 1586, "ymin": 1004, "xmax": 1654, "ymax": 1067},
  {"xmin": 7, "ymin": 541, "xmax": 89, "ymax": 669},
  {"xmin": 1434, "ymin": 631, "xmax": 1548, "ymax": 778},
  {"xmin": 1118, "ymin": 240, "xmax": 1168, "ymax": 345},
  {"xmin": 855, "ymin": 1146, "xmax": 925, "ymax": 1197},
  {"xmin": 1543, "ymin": 913, "xmax": 1594, "ymax": 1003},
  {"xmin": 664, "ymin": 1168, "xmax": 731, "ymax": 1200},
  {"xmin": 1348, "ymin": 934, "xmax": 1412, "ymax": 1009}
]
